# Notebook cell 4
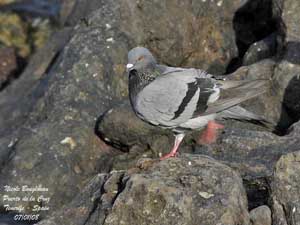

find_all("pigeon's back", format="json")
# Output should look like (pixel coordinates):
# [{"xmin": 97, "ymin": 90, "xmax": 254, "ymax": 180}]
[{"xmin": 134, "ymin": 68, "xmax": 216, "ymax": 127}]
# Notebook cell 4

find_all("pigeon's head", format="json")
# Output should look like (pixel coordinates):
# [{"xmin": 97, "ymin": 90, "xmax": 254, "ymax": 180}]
[{"xmin": 126, "ymin": 47, "xmax": 157, "ymax": 72}]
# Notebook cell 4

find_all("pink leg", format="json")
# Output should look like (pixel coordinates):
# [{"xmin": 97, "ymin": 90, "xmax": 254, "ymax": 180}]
[
  {"xmin": 199, "ymin": 120, "xmax": 224, "ymax": 145},
  {"xmin": 160, "ymin": 133, "xmax": 185, "ymax": 160}
]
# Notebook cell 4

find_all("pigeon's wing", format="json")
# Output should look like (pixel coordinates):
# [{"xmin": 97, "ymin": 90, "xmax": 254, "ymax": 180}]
[
  {"xmin": 159, "ymin": 65, "xmax": 213, "ymax": 78},
  {"xmin": 135, "ymin": 69, "xmax": 217, "ymax": 127},
  {"xmin": 135, "ymin": 65, "xmax": 269, "ymax": 127},
  {"xmin": 200, "ymin": 79, "xmax": 269, "ymax": 116}
]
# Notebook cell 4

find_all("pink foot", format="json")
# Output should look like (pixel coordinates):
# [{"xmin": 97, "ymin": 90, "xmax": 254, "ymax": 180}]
[
  {"xmin": 160, "ymin": 152, "xmax": 178, "ymax": 160},
  {"xmin": 160, "ymin": 133, "xmax": 185, "ymax": 160},
  {"xmin": 199, "ymin": 121, "xmax": 224, "ymax": 145}
]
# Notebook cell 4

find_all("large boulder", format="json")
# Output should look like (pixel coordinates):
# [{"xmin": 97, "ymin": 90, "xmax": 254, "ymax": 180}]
[
  {"xmin": 227, "ymin": 59, "xmax": 292, "ymax": 130},
  {"xmin": 271, "ymin": 151, "xmax": 300, "ymax": 225},
  {"xmin": 118, "ymin": 0, "xmax": 246, "ymax": 74},
  {"xmin": 37, "ymin": 155, "xmax": 250, "ymax": 225},
  {"xmin": 272, "ymin": 0, "xmax": 300, "ymax": 123}
]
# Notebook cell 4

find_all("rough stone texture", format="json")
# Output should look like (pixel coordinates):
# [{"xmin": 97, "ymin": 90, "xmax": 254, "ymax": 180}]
[
  {"xmin": 243, "ymin": 33, "xmax": 277, "ymax": 66},
  {"xmin": 97, "ymin": 101, "xmax": 197, "ymax": 171},
  {"xmin": 272, "ymin": 0, "xmax": 300, "ymax": 123},
  {"xmin": 0, "ymin": 0, "xmax": 248, "ymax": 215},
  {"xmin": 0, "ymin": 47, "xmax": 16, "ymax": 88},
  {"xmin": 273, "ymin": 55, "xmax": 300, "ymax": 123},
  {"xmin": 2, "ymin": 0, "xmax": 300, "ymax": 223},
  {"xmin": 234, "ymin": 0, "xmax": 278, "ymax": 47},
  {"xmin": 250, "ymin": 205, "xmax": 272, "ymax": 225},
  {"xmin": 38, "ymin": 155, "xmax": 250, "ymax": 225},
  {"xmin": 0, "ymin": 28, "xmax": 73, "ymax": 136},
  {"xmin": 271, "ymin": 151, "xmax": 300, "ymax": 225},
  {"xmin": 36, "ymin": 173, "xmax": 109, "ymax": 225},
  {"xmin": 275, "ymin": 0, "xmax": 300, "ymax": 42},
  {"xmin": 119, "ymin": 0, "xmax": 246, "ymax": 74},
  {"xmin": 0, "ymin": 12, "xmax": 30, "ymax": 58},
  {"xmin": 227, "ymin": 59, "xmax": 292, "ymax": 130},
  {"xmin": 105, "ymin": 155, "xmax": 250, "ymax": 225}
]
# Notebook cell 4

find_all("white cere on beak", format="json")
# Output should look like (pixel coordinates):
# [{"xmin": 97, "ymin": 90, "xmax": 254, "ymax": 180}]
[{"xmin": 126, "ymin": 64, "xmax": 134, "ymax": 69}]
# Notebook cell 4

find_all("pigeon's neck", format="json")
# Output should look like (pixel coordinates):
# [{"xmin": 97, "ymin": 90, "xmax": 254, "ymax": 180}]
[{"xmin": 128, "ymin": 67, "xmax": 160, "ymax": 106}]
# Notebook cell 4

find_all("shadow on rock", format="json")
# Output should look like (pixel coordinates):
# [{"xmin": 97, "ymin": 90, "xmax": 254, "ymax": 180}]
[{"xmin": 278, "ymin": 74, "xmax": 300, "ymax": 133}]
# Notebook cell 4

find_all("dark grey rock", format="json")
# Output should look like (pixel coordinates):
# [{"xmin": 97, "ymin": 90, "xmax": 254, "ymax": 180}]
[
  {"xmin": 0, "ymin": 47, "xmax": 17, "ymax": 89},
  {"xmin": 272, "ymin": 0, "xmax": 300, "ymax": 123},
  {"xmin": 36, "ymin": 173, "xmax": 110, "ymax": 225},
  {"xmin": 104, "ymin": 155, "xmax": 250, "ymax": 225},
  {"xmin": 274, "ymin": 0, "xmax": 300, "ymax": 43},
  {"xmin": 250, "ymin": 205, "xmax": 272, "ymax": 225},
  {"xmin": 271, "ymin": 151, "xmax": 300, "ymax": 225},
  {"xmin": 37, "ymin": 155, "xmax": 250, "ymax": 225},
  {"xmin": 273, "ymin": 53, "xmax": 300, "ymax": 123},
  {"xmin": 243, "ymin": 33, "xmax": 277, "ymax": 66},
  {"xmin": 118, "ymin": 0, "xmax": 246, "ymax": 74},
  {"xmin": 234, "ymin": 0, "xmax": 279, "ymax": 51},
  {"xmin": 227, "ymin": 59, "xmax": 292, "ymax": 130}
]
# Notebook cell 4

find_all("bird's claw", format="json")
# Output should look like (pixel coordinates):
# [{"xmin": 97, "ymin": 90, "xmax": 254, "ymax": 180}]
[{"xmin": 160, "ymin": 152, "xmax": 179, "ymax": 160}]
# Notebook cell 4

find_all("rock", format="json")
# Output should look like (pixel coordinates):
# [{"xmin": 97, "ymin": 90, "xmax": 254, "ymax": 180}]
[
  {"xmin": 0, "ymin": 3, "xmax": 131, "ymax": 214},
  {"xmin": 97, "ymin": 102, "xmax": 166, "ymax": 150},
  {"xmin": 0, "ymin": 47, "xmax": 16, "ymax": 88},
  {"xmin": 271, "ymin": 151, "xmax": 300, "ymax": 225},
  {"xmin": 106, "ymin": 155, "xmax": 250, "ymax": 225},
  {"xmin": 193, "ymin": 121, "xmax": 300, "ymax": 209},
  {"xmin": 272, "ymin": 198, "xmax": 289, "ymax": 225},
  {"xmin": 274, "ymin": 0, "xmax": 300, "ymax": 43},
  {"xmin": 119, "ymin": 0, "xmax": 246, "ymax": 74},
  {"xmin": 38, "ymin": 155, "xmax": 251, "ymax": 225},
  {"xmin": 243, "ymin": 33, "xmax": 277, "ymax": 66},
  {"xmin": 273, "ymin": 53, "xmax": 300, "ymax": 123},
  {"xmin": 0, "ymin": 12, "xmax": 30, "ymax": 58},
  {"xmin": 65, "ymin": 0, "xmax": 104, "ymax": 26},
  {"xmin": 272, "ymin": 0, "xmax": 300, "ymax": 123},
  {"xmin": 234, "ymin": 0, "xmax": 278, "ymax": 47},
  {"xmin": 0, "ymin": 28, "xmax": 73, "ymax": 136},
  {"xmin": 250, "ymin": 205, "xmax": 272, "ymax": 225},
  {"xmin": 0, "ymin": 0, "xmax": 61, "ymax": 20},
  {"xmin": 59, "ymin": 0, "xmax": 76, "ymax": 25},
  {"xmin": 30, "ymin": 19, "xmax": 52, "ymax": 51},
  {"xmin": 227, "ymin": 59, "xmax": 292, "ymax": 131},
  {"xmin": 36, "ymin": 173, "xmax": 109, "ymax": 225},
  {"xmin": 97, "ymin": 101, "xmax": 195, "ymax": 170}
]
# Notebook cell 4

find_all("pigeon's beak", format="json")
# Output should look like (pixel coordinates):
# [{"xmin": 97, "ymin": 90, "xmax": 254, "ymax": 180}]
[{"xmin": 126, "ymin": 63, "xmax": 134, "ymax": 72}]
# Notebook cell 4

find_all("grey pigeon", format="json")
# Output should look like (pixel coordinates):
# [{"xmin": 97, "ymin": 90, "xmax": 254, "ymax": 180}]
[{"xmin": 126, "ymin": 47, "xmax": 272, "ymax": 160}]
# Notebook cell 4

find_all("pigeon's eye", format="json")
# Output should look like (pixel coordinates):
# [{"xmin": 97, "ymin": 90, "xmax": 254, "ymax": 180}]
[{"xmin": 137, "ymin": 56, "xmax": 144, "ymax": 61}]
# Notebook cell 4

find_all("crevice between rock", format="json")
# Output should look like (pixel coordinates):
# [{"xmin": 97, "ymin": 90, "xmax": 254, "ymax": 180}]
[{"xmin": 226, "ymin": 0, "xmax": 281, "ymax": 74}]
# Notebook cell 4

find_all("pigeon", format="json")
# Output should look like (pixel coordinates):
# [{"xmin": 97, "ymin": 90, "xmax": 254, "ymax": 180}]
[{"xmin": 126, "ymin": 47, "xmax": 272, "ymax": 160}]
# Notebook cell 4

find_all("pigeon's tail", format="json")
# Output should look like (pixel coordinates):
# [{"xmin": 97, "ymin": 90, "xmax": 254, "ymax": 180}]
[
  {"xmin": 217, "ymin": 79, "xmax": 269, "ymax": 90},
  {"xmin": 203, "ymin": 79, "xmax": 270, "ymax": 116},
  {"xmin": 220, "ymin": 105, "xmax": 275, "ymax": 131}
]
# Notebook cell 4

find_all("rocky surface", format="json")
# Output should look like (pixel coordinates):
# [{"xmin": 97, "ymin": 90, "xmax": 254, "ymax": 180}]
[
  {"xmin": 0, "ymin": 0, "xmax": 252, "ymax": 214},
  {"xmin": 271, "ymin": 151, "xmax": 300, "ymax": 225},
  {"xmin": 0, "ymin": 47, "xmax": 16, "ymax": 88},
  {"xmin": 242, "ymin": 33, "xmax": 277, "ymax": 66},
  {"xmin": 0, "ymin": 0, "xmax": 300, "ymax": 224},
  {"xmin": 37, "ymin": 155, "xmax": 250, "ymax": 225},
  {"xmin": 272, "ymin": 0, "xmax": 300, "ymax": 123},
  {"xmin": 119, "ymin": 0, "xmax": 245, "ymax": 75},
  {"xmin": 249, "ymin": 205, "xmax": 272, "ymax": 225}
]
